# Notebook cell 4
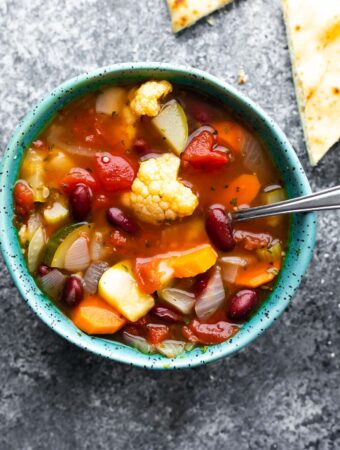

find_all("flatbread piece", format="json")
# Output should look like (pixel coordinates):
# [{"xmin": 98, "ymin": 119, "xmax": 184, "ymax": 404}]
[
  {"xmin": 282, "ymin": 0, "xmax": 340, "ymax": 165},
  {"xmin": 167, "ymin": 0, "xmax": 233, "ymax": 33}
]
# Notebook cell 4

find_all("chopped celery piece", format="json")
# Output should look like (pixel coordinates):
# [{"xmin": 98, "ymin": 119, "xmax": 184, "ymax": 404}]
[
  {"xmin": 43, "ymin": 202, "xmax": 69, "ymax": 225},
  {"xmin": 21, "ymin": 148, "xmax": 48, "ymax": 202},
  {"xmin": 256, "ymin": 241, "xmax": 282, "ymax": 263},
  {"xmin": 28, "ymin": 226, "xmax": 46, "ymax": 272}
]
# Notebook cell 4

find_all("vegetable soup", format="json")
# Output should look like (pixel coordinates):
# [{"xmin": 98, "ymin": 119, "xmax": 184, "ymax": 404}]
[{"xmin": 13, "ymin": 80, "xmax": 288, "ymax": 358}]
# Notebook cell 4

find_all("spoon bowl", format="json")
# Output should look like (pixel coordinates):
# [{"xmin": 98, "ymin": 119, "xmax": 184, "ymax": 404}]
[{"xmin": 232, "ymin": 185, "xmax": 340, "ymax": 222}]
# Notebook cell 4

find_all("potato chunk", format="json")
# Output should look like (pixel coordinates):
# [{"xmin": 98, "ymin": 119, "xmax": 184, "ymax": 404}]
[{"xmin": 98, "ymin": 261, "xmax": 155, "ymax": 322}]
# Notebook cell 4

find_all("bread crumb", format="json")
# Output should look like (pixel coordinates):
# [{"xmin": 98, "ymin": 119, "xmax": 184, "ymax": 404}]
[
  {"xmin": 205, "ymin": 16, "xmax": 215, "ymax": 26},
  {"xmin": 238, "ymin": 68, "xmax": 247, "ymax": 85}
]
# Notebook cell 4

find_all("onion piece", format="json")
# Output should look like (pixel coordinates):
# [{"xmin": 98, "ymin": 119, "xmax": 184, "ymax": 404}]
[
  {"xmin": 220, "ymin": 264, "xmax": 238, "ymax": 284},
  {"xmin": 220, "ymin": 256, "xmax": 250, "ymax": 284},
  {"xmin": 184, "ymin": 342, "xmax": 195, "ymax": 352},
  {"xmin": 242, "ymin": 133, "xmax": 269, "ymax": 178},
  {"xmin": 40, "ymin": 269, "xmax": 66, "ymax": 299},
  {"xmin": 83, "ymin": 261, "xmax": 109, "ymax": 295},
  {"xmin": 90, "ymin": 231, "xmax": 104, "ymax": 261},
  {"xmin": 47, "ymin": 126, "xmax": 98, "ymax": 158},
  {"xmin": 195, "ymin": 266, "xmax": 225, "ymax": 321},
  {"xmin": 123, "ymin": 332, "xmax": 155, "ymax": 354},
  {"xmin": 155, "ymin": 340, "xmax": 187, "ymax": 358},
  {"xmin": 96, "ymin": 87, "xmax": 126, "ymax": 115},
  {"xmin": 27, "ymin": 213, "xmax": 42, "ymax": 240},
  {"xmin": 219, "ymin": 256, "xmax": 248, "ymax": 267},
  {"xmin": 64, "ymin": 236, "xmax": 90, "ymax": 272},
  {"xmin": 158, "ymin": 287, "xmax": 195, "ymax": 314}
]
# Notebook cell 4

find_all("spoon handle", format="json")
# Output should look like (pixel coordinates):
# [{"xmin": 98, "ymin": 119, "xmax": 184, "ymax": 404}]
[{"xmin": 232, "ymin": 185, "xmax": 340, "ymax": 222}]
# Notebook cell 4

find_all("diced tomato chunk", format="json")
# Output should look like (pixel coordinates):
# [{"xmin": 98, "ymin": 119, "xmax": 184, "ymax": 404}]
[
  {"xmin": 71, "ymin": 109, "xmax": 108, "ymax": 149},
  {"xmin": 124, "ymin": 325, "xmax": 141, "ymax": 336},
  {"xmin": 146, "ymin": 324, "xmax": 170, "ymax": 345},
  {"xmin": 133, "ymin": 316, "xmax": 149, "ymax": 327},
  {"xmin": 233, "ymin": 229, "xmax": 273, "ymax": 250},
  {"xmin": 60, "ymin": 168, "xmax": 99, "ymax": 193},
  {"xmin": 134, "ymin": 258, "xmax": 162, "ymax": 294},
  {"xmin": 188, "ymin": 319, "xmax": 238, "ymax": 345},
  {"xmin": 93, "ymin": 193, "xmax": 112, "ymax": 209},
  {"xmin": 95, "ymin": 152, "xmax": 136, "ymax": 192},
  {"xmin": 182, "ymin": 326, "xmax": 200, "ymax": 343},
  {"xmin": 182, "ymin": 130, "xmax": 229, "ymax": 170},
  {"xmin": 13, "ymin": 181, "xmax": 34, "ymax": 216}
]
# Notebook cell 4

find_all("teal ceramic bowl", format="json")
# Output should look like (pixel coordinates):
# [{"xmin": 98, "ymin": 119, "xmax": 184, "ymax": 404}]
[{"xmin": 0, "ymin": 63, "xmax": 316, "ymax": 369}]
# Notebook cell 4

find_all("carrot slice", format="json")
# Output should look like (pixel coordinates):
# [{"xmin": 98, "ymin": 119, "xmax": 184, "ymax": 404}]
[
  {"xmin": 236, "ymin": 259, "xmax": 281, "ymax": 288},
  {"xmin": 72, "ymin": 295, "xmax": 126, "ymax": 335},
  {"xmin": 134, "ymin": 244, "xmax": 218, "ymax": 293},
  {"xmin": 169, "ymin": 244, "xmax": 218, "ymax": 278},
  {"xmin": 213, "ymin": 121, "xmax": 247, "ymax": 153},
  {"xmin": 224, "ymin": 174, "xmax": 261, "ymax": 209}
]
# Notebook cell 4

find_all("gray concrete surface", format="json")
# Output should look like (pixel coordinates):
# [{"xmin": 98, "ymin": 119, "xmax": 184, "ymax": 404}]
[{"xmin": 0, "ymin": 0, "xmax": 339, "ymax": 449}]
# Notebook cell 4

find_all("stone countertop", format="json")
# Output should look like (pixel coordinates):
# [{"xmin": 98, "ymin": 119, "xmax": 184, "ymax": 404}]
[{"xmin": 0, "ymin": 1, "xmax": 339, "ymax": 449}]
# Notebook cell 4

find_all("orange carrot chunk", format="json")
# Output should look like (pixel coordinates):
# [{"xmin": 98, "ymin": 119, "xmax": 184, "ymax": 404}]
[
  {"xmin": 72, "ymin": 295, "xmax": 126, "ymax": 335},
  {"xmin": 236, "ymin": 259, "xmax": 281, "ymax": 288},
  {"xmin": 213, "ymin": 121, "xmax": 247, "ymax": 153},
  {"xmin": 224, "ymin": 174, "xmax": 261, "ymax": 209},
  {"xmin": 169, "ymin": 244, "xmax": 218, "ymax": 278}
]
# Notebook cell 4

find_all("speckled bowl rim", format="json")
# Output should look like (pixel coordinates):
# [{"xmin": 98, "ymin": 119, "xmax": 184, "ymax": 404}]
[{"xmin": 0, "ymin": 62, "xmax": 316, "ymax": 370}]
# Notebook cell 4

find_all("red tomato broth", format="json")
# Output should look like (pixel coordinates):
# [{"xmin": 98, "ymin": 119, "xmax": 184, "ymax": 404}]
[{"xmin": 13, "ymin": 82, "xmax": 289, "ymax": 356}]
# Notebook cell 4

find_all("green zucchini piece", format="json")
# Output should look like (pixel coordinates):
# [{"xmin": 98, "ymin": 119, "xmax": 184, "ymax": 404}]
[{"xmin": 43, "ymin": 222, "xmax": 91, "ymax": 267}]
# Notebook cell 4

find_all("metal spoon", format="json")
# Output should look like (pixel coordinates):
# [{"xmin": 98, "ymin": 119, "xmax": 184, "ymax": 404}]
[{"xmin": 231, "ymin": 185, "xmax": 340, "ymax": 222}]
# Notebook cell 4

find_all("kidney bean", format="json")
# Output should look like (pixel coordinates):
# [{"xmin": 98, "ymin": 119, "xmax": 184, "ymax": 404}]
[
  {"xmin": 133, "ymin": 138, "xmax": 150, "ymax": 154},
  {"xmin": 69, "ymin": 184, "xmax": 93, "ymax": 220},
  {"xmin": 106, "ymin": 207, "xmax": 140, "ymax": 234},
  {"xmin": 194, "ymin": 271, "xmax": 210, "ymax": 297},
  {"xmin": 228, "ymin": 289, "xmax": 258, "ymax": 320},
  {"xmin": 38, "ymin": 264, "xmax": 51, "ymax": 276},
  {"xmin": 61, "ymin": 276, "xmax": 83, "ymax": 307},
  {"xmin": 151, "ymin": 306, "xmax": 184, "ymax": 323},
  {"xmin": 205, "ymin": 206, "xmax": 235, "ymax": 251}
]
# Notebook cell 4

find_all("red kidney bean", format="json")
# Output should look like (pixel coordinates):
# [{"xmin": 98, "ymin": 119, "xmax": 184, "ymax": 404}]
[
  {"xmin": 194, "ymin": 271, "xmax": 210, "ymax": 297},
  {"xmin": 61, "ymin": 276, "xmax": 83, "ymax": 307},
  {"xmin": 205, "ymin": 206, "xmax": 235, "ymax": 251},
  {"xmin": 133, "ymin": 138, "xmax": 150, "ymax": 154},
  {"xmin": 38, "ymin": 264, "xmax": 51, "ymax": 276},
  {"xmin": 106, "ymin": 207, "xmax": 140, "ymax": 234},
  {"xmin": 195, "ymin": 110, "xmax": 210, "ymax": 123},
  {"xmin": 151, "ymin": 306, "xmax": 184, "ymax": 323},
  {"xmin": 228, "ymin": 289, "xmax": 258, "ymax": 320},
  {"xmin": 69, "ymin": 184, "xmax": 93, "ymax": 220}
]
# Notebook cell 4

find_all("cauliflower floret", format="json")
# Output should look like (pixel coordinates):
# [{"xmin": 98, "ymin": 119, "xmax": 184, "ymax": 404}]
[
  {"xmin": 130, "ymin": 80, "xmax": 173, "ymax": 117},
  {"xmin": 122, "ymin": 153, "xmax": 198, "ymax": 224}
]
